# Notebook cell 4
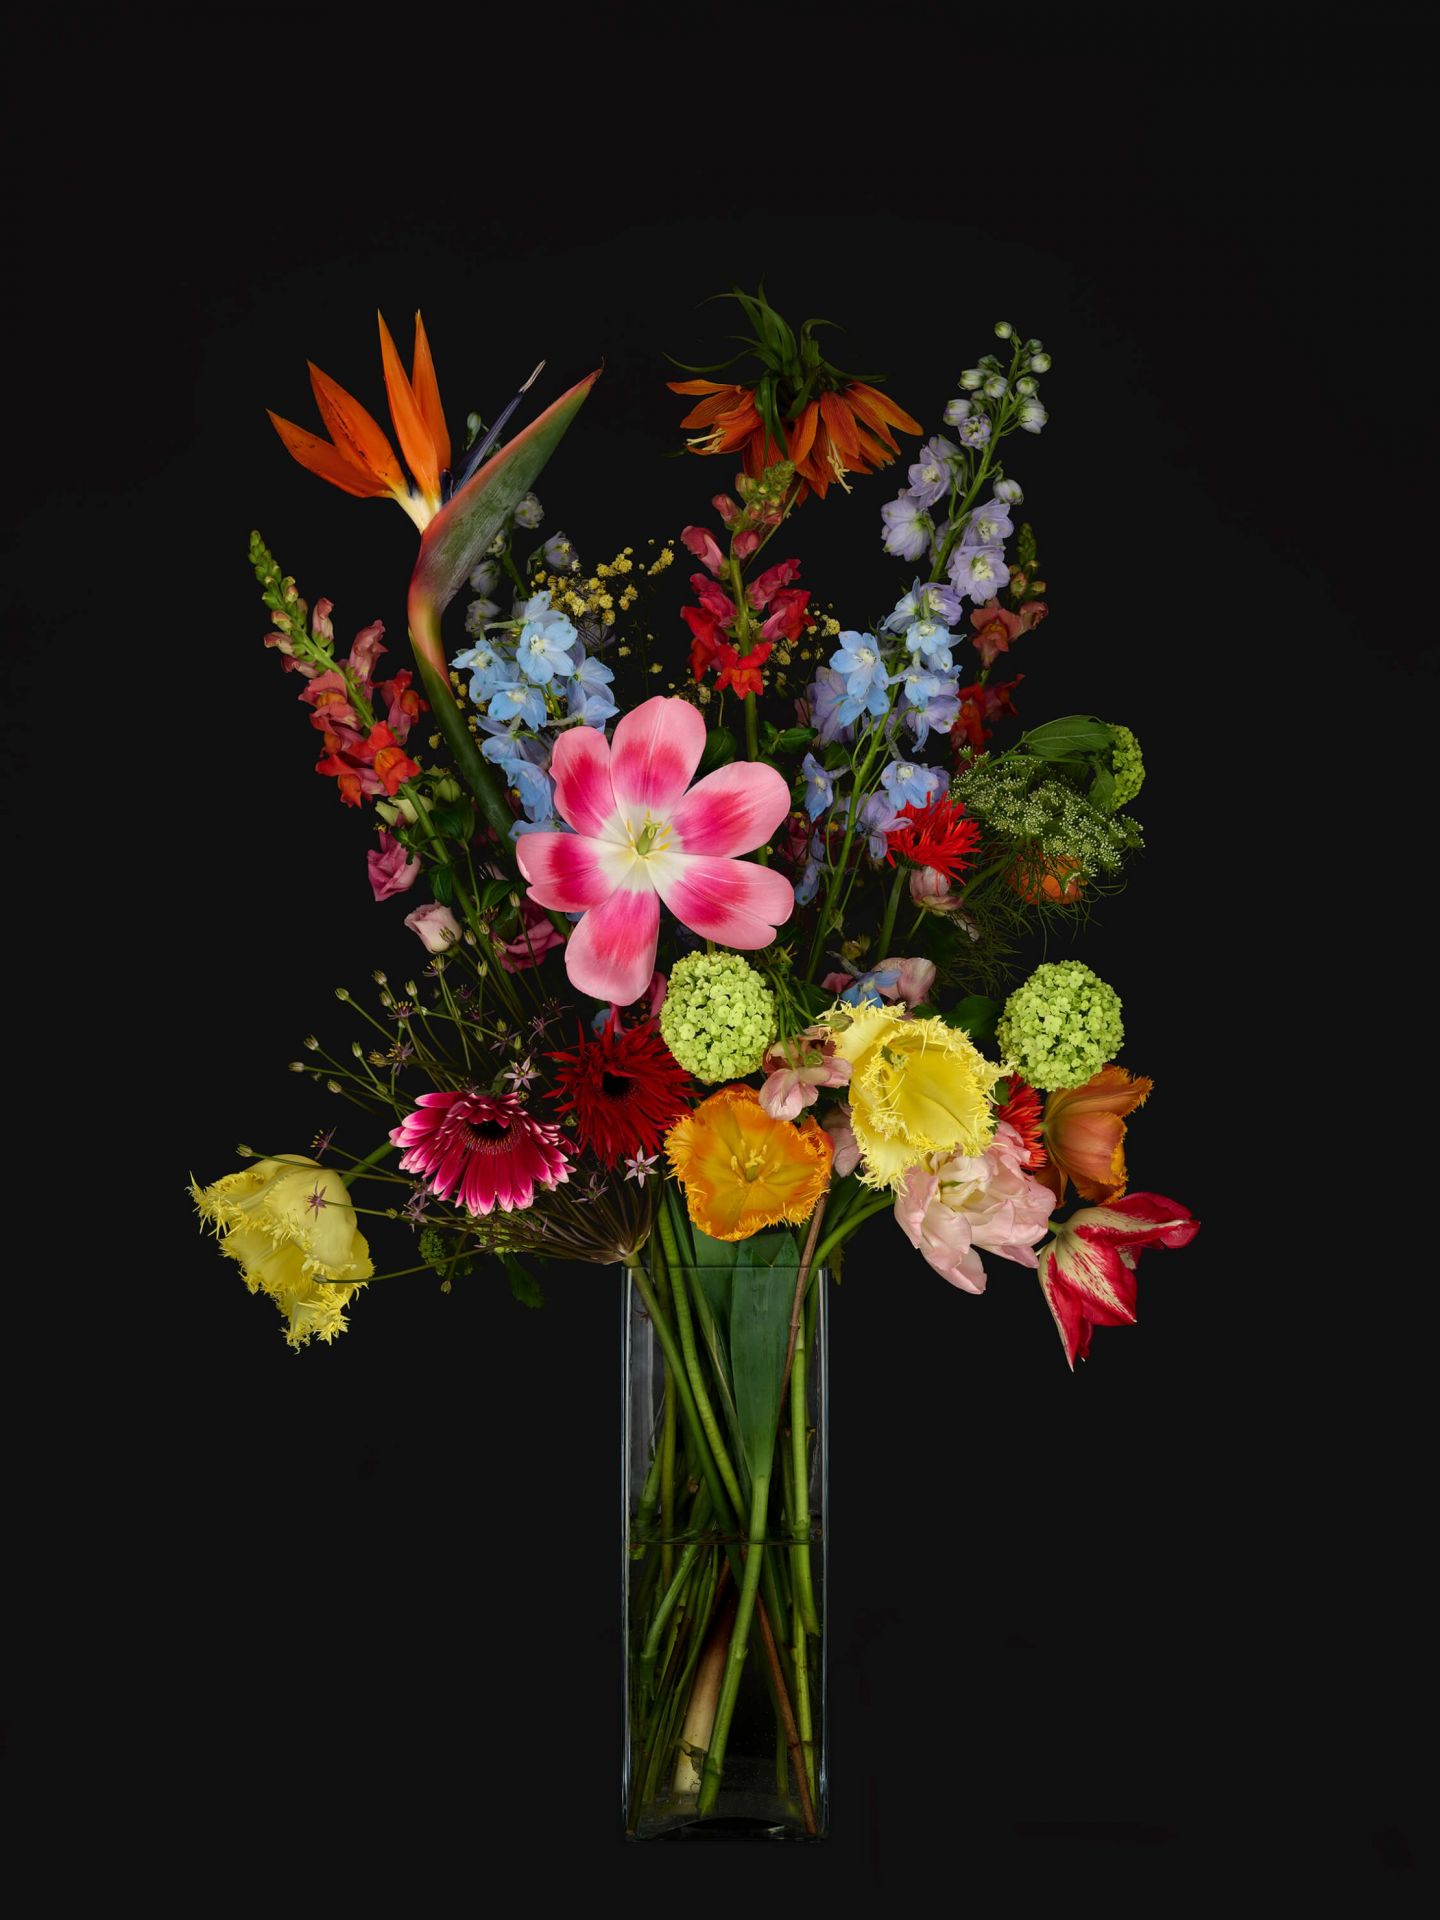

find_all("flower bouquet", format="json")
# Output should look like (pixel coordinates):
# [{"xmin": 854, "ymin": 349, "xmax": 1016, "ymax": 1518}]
[{"xmin": 192, "ymin": 288, "xmax": 1200, "ymax": 1840}]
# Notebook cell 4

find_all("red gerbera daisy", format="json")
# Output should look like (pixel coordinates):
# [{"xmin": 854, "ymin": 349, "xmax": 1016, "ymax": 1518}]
[
  {"xmin": 390, "ymin": 1089, "xmax": 571, "ymax": 1215},
  {"xmin": 549, "ymin": 1017, "xmax": 692, "ymax": 1168},
  {"xmin": 994, "ymin": 1076, "xmax": 1048, "ymax": 1171},
  {"xmin": 885, "ymin": 794, "xmax": 981, "ymax": 880}
]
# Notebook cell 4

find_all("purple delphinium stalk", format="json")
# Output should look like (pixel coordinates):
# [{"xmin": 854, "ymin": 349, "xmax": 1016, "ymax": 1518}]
[{"xmin": 880, "ymin": 494, "xmax": 933, "ymax": 562}]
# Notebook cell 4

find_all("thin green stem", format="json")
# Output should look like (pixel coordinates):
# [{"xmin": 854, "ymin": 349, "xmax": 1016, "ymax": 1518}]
[
  {"xmin": 656, "ymin": 1210, "xmax": 746, "ymax": 1520},
  {"xmin": 877, "ymin": 861, "xmax": 907, "ymax": 961},
  {"xmin": 788, "ymin": 1290, "xmax": 821, "ymax": 1639},
  {"xmin": 812, "ymin": 1195, "xmax": 894, "ymax": 1272},
  {"xmin": 696, "ymin": 1472, "xmax": 770, "ymax": 1817},
  {"xmin": 337, "ymin": 1140, "xmax": 397, "ymax": 1189}
]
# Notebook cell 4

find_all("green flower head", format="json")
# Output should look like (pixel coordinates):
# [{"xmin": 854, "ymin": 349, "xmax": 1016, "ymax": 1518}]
[
  {"xmin": 660, "ymin": 952, "xmax": 777, "ymax": 1083},
  {"xmin": 1106, "ymin": 724, "xmax": 1145, "ymax": 811},
  {"xmin": 995, "ymin": 960, "xmax": 1124, "ymax": 1092}
]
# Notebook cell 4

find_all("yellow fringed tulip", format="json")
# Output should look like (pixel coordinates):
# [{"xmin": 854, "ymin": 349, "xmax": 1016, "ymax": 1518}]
[
  {"xmin": 825, "ymin": 1004, "xmax": 1002, "ymax": 1190},
  {"xmin": 192, "ymin": 1157, "xmax": 372, "ymax": 1348}
]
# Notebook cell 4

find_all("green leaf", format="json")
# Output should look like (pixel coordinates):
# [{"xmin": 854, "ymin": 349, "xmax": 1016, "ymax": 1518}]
[
  {"xmin": 697, "ymin": 726, "xmax": 737, "ymax": 778},
  {"xmin": 410, "ymin": 368, "xmax": 601, "ymax": 620},
  {"xmin": 1023, "ymin": 716, "xmax": 1116, "ymax": 760},
  {"xmin": 501, "ymin": 1253, "xmax": 544, "ymax": 1308},
  {"xmin": 1088, "ymin": 763, "xmax": 1118, "ymax": 813},
  {"xmin": 943, "ymin": 994, "xmax": 1000, "ymax": 1048},
  {"xmin": 428, "ymin": 802, "xmax": 475, "ymax": 840},
  {"xmin": 763, "ymin": 725, "xmax": 817, "ymax": 757},
  {"xmin": 821, "ymin": 741, "xmax": 851, "ymax": 771},
  {"xmin": 476, "ymin": 876, "xmax": 518, "ymax": 913},
  {"xmin": 729, "ymin": 1231, "xmax": 799, "ymax": 1486},
  {"xmin": 430, "ymin": 867, "xmax": 454, "ymax": 907}
]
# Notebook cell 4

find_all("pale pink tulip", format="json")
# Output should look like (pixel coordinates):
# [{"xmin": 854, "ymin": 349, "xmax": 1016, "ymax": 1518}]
[
  {"xmin": 515, "ymin": 697, "xmax": 794, "ymax": 1004},
  {"xmin": 822, "ymin": 1101, "xmax": 861, "ymax": 1177},
  {"xmin": 894, "ymin": 1121, "xmax": 1057, "ymax": 1293}
]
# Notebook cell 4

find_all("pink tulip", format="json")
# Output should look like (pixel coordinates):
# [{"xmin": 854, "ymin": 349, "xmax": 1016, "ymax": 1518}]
[
  {"xmin": 367, "ymin": 830, "xmax": 421, "ymax": 902},
  {"xmin": 404, "ymin": 902, "xmax": 461, "ymax": 952},
  {"xmin": 516, "ymin": 697, "xmax": 794, "ymax": 1004},
  {"xmin": 894, "ymin": 1121, "xmax": 1057, "ymax": 1294}
]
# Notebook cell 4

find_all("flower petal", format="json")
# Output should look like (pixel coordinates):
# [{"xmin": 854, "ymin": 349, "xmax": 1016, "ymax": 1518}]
[
  {"xmin": 267, "ymin": 411, "xmax": 391, "ymax": 499},
  {"xmin": 668, "ymin": 761, "xmax": 791, "ymax": 856},
  {"xmin": 515, "ymin": 831, "xmax": 627, "ymax": 911},
  {"xmin": 1071, "ymin": 1192, "xmax": 1200, "ymax": 1249},
  {"xmin": 307, "ymin": 361, "xmax": 407, "ymax": 494},
  {"xmin": 609, "ymin": 697, "xmax": 706, "ymax": 819},
  {"xmin": 378, "ymin": 310, "xmax": 440, "ymax": 502},
  {"xmin": 654, "ymin": 854, "xmax": 794, "ymax": 947},
  {"xmin": 410, "ymin": 311, "xmax": 451, "ymax": 476},
  {"xmin": 549, "ymin": 725, "xmax": 622, "ymax": 839},
  {"xmin": 564, "ymin": 882, "xmax": 661, "ymax": 1004}
]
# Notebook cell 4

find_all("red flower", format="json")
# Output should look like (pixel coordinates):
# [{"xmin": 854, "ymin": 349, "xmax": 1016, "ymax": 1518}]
[
  {"xmin": 681, "ymin": 603, "xmax": 728, "ymax": 680},
  {"xmin": 1036, "ymin": 1192, "xmax": 1200, "ymax": 1369},
  {"xmin": 668, "ymin": 379, "xmax": 923, "ymax": 504},
  {"xmin": 749, "ymin": 558, "xmax": 802, "ymax": 607},
  {"xmin": 994, "ymin": 1077, "xmax": 1047, "ymax": 1170},
  {"xmin": 549, "ymin": 1017, "xmax": 693, "ymax": 1167},
  {"xmin": 968, "ymin": 599, "xmax": 1048, "ymax": 671},
  {"xmin": 712, "ymin": 639, "xmax": 773, "ymax": 698},
  {"xmin": 759, "ymin": 586, "xmax": 809, "ymax": 643},
  {"xmin": 391, "ymin": 1089, "xmax": 571, "ymax": 1216},
  {"xmin": 885, "ymin": 795, "xmax": 981, "ymax": 879},
  {"xmin": 951, "ymin": 674, "xmax": 1024, "ymax": 753}
]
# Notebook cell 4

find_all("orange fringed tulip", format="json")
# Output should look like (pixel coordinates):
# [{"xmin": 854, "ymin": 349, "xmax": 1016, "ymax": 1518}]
[
  {"xmin": 268, "ymin": 311, "xmax": 451, "ymax": 530},
  {"xmin": 1037, "ymin": 1065, "xmax": 1154, "ymax": 1206},
  {"xmin": 665, "ymin": 1084, "xmax": 832, "ymax": 1242}
]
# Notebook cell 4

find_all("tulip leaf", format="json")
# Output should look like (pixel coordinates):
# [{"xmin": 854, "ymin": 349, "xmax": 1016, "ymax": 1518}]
[
  {"xmin": 730, "ymin": 1231, "xmax": 799, "ymax": 1487},
  {"xmin": 1023, "ymin": 716, "xmax": 1115, "ymax": 760},
  {"xmin": 476, "ymin": 876, "xmax": 519, "ymax": 913},
  {"xmin": 698, "ymin": 727, "xmax": 737, "ymax": 778},
  {"xmin": 943, "ymin": 994, "xmax": 1000, "ymax": 1049},
  {"xmin": 411, "ymin": 368, "xmax": 601, "ymax": 619}
]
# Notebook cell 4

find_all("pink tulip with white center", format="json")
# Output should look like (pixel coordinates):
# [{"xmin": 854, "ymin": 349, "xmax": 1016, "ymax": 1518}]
[{"xmin": 515, "ymin": 697, "xmax": 795, "ymax": 1004}]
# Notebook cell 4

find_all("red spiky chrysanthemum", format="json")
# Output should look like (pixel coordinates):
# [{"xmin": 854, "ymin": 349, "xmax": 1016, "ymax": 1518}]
[
  {"xmin": 885, "ymin": 794, "xmax": 982, "ymax": 880},
  {"xmin": 548, "ymin": 1018, "xmax": 693, "ymax": 1168},
  {"xmin": 994, "ymin": 1076, "xmax": 1048, "ymax": 1171}
]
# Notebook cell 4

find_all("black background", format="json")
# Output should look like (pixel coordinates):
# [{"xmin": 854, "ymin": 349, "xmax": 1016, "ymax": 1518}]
[{"xmin": 5, "ymin": 0, "xmax": 1431, "ymax": 1896}]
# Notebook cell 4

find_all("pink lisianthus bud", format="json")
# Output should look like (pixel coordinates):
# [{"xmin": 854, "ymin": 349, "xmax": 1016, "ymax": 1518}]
[
  {"xmin": 759, "ymin": 1029, "xmax": 851, "ymax": 1120},
  {"xmin": 403, "ymin": 902, "xmax": 462, "ymax": 953},
  {"xmin": 894, "ymin": 1121, "xmax": 1057, "ymax": 1293},
  {"xmin": 367, "ymin": 830, "xmax": 421, "ymax": 902},
  {"xmin": 874, "ymin": 955, "xmax": 936, "ymax": 1007},
  {"xmin": 498, "ymin": 897, "xmax": 565, "ymax": 972},
  {"xmin": 821, "ymin": 1101, "xmax": 860, "ymax": 1178},
  {"xmin": 681, "ymin": 525, "xmax": 725, "ymax": 576},
  {"xmin": 910, "ymin": 867, "xmax": 957, "ymax": 911}
]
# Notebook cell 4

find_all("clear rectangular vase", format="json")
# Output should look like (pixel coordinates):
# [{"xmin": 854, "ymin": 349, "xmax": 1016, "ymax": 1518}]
[{"xmin": 622, "ymin": 1262, "xmax": 828, "ymax": 1841}]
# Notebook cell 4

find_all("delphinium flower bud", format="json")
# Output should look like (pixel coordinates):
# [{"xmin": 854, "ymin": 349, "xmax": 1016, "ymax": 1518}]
[
  {"xmin": 943, "ymin": 397, "xmax": 973, "ymax": 427},
  {"xmin": 959, "ymin": 368, "xmax": 985, "ymax": 391},
  {"xmin": 1016, "ymin": 376, "xmax": 1038, "ymax": 397},
  {"xmin": 1029, "ymin": 352, "xmax": 1052, "ymax": 373},
  {"xmin": 1017, "ymin": 400, "xmax": 1049, "ymax": 434},
  {"xmin": 994, "ymin": 320, "xmax": 1014, "ymax": 339},
  {"xmin": 993, "ymin": 478, "xmax": 1024, "ymax": 504},
  {"xmin": 983, "ymin": 374, "xmax": 1008, "ymax": 399},
  {"xmin": 513, "ymin": 492, "xmax": 544, "ymax": 529}
]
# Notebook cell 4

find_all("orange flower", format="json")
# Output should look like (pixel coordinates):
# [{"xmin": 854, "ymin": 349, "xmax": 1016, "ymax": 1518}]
[
  {"xmin": 665, "ymin": 1084, "xmax": 832, "ymax": 1242},
  {"xmin": 1037, "ymin": 1066, "xmax": 1153, "ymax": 1205},
  {"xmin": 669, "ymin": 377, "xmax": 922, "ymax": 504},
  {"xmin": 268, "ymin": 311, "xmax": 451, "ymax": 531}
]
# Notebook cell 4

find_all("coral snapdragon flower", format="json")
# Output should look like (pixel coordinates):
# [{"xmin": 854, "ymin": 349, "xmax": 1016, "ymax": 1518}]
[
  {"xmin": 516, "ymin": 697, "xmax": 794, "ymax": 1005},
  {"xmin": 269, "ymin": 311, "xmax": 451, "ymax": 531},
  {"xmin": 665, "ymin": 1084, "xmax": 832, "ymax": 1242}
]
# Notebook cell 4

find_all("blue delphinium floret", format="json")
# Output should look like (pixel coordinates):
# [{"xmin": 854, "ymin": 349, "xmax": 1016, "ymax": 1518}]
[
  {"xmin": 800, "ymin": 751, "xmax": 835, "ymax": 822},
  {"xmin": 880, "ymin": 495, "xmax": 933, "ymax": 561}
]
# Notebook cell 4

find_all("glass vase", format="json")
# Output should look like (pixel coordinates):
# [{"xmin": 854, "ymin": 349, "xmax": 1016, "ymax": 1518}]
[{"xmin": 622, "ymin": 1262, "xmax": 828, "ymax": 1841}]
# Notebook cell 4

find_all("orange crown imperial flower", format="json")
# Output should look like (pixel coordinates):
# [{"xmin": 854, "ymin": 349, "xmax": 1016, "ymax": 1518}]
[
  {"xmin": 668, "ymin": 285, "xmax": 922, "ymax": 504},
  {"xmin": 665, "ymin": 1083, "xmax": 832, "ymax": 1242},
  {"xmin": 268, "ymin": 311, "xmax": 452, "ymax": 531}
]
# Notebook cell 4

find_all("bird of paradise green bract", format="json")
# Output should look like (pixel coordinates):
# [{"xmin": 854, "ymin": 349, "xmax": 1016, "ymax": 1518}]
[{"xmin": 270, "ymin": 311, "xmax": 601, "ymax": 847}]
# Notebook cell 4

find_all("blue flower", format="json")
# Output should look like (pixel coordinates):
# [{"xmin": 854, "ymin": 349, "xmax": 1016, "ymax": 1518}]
[
  {"xmin": 962, "ymin": 498, "xmax": 1014, "ymax": 549},
  {"xmin": 858, "ymin": 792, "xmax": 902, "ymax": 861},
  {"xmin": 880, "ymin": 758, "xmax": 945, "ymax": 810},
  {"xmin": 516, "ymin": 610, "xmax": 579, "ymax": 684},
  {"xmin": 831, "ymin": 632, "xmax": 889, "ymax": 699},
  {"xmin": 840, "ymin": 967, "xmax": 901, "ymax": 1008},
  {"xmin": 794, "ymin": 830, "xmax": 828, "ymax": 905},
  {"xmin": 882, "ymin": 579, "xmax": 964, "ymax": 634},
  {"xmin": 487, "ymin": 675, "xmax": 547, "ymax": 728},
  {"xmin": 947, "ymin": 544, "xmax": 1011, "ymax": 605},
  {"xmin": 543, "ymin": 531, "xmax": 579, "ymax": 571},
  {"xmin": 906, "ymin": 692, "xmax": 961, "ymax": 750},
  {"xmin": 806, "ymin": 666, "xmax": 855, "ymax": 747},
  {"xmin": 897, "ymin": 662, "xmax": 954, "ymax": 709},
  {"xmin": 800, "ymin": 751, "xmax": 835, "ymax": 821},
  {"xmin": 957, "ymin": 414, "xmax": 992, "ymax": 449},
  {"xmin": 836, "ymin": 680, "xmax": 892, "ymax": 729},
  {"xmin": 902, "ymin": 618, "xmax": 954, "ymax": 667}
]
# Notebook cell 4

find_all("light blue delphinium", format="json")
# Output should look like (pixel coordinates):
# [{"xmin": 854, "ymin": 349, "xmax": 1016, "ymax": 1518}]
[
  {"xmin": 807, "ymin": 665, "xmax": 855, "ymax": 746},
  {"xmin": 565, "ymin": 658, "xmax": 619, "ymax": 728},
  {"xmin": 883, "ymin": 579, "xmax": 963, "ymax": 634},
  {"xmin": 487, "ymin": 671, "xmax": 547, "ymax": 729},
  {"xmin": 957, "ymin": 414, "xmax": 991, "ymax": 450},
  {"xmin": 513, "ymin": 492, "xmax": 544, "ymax": 529},
  {"xmin": 858, "ymin": 791, "xmax": 902, "ymax": 861},
  {"xmin": 840, "ymin": 966, "xmax": 901, "ymax": 1008},
  {"xmin": 902, "ymin": 617, "xmax": 955, "ymax": 667},
  {"xmin": 831, "ymin": 632, "xmax": 890, "ymax": 701},
  {"xmin": 880, "ymin": 758, "xmax": 945, "ymax": 811},
  {"xmin": 516, "ymin": 608, "xmax": 579, "ymax": 684},
  {"xmin": 906, "ymin": 690, "xmax": 961, "ymax": 750},
  {"xmin": 964, "ymin": 498, "xmax": 1015, "ymax": 549},
  {"xmin": 948, "ymin": 544, "xmax": 1011, "ymax": 605},
  {"xmin": 800, "ymin": 751, "xmax": 835, "ymax": 822}
]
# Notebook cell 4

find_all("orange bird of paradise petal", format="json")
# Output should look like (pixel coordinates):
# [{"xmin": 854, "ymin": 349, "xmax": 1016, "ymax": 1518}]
[
  {"xmin": 1037, "ymin": 1065, "xmax": 1154, "ymax": 1206},
  {"xmin": 268, "ymin": 311, "xmax": 451, "ymax": 531},
  {"xmin": 665, "ymin": 1084, "xmax": 832, "ymax": 1243}
]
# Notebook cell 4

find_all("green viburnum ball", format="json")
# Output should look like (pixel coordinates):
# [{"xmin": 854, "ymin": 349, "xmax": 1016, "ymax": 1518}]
[
  {"xmin": 660, "ymin": 952, "xmax": 777, "ymax": 1082},
  {"xmin": 1107, "ymin": 724, "xmax": 1145, "ymax": 810},
  {"xmin": 995, "ymin": 960, "xmax": 1124, "ymax": 1092}
]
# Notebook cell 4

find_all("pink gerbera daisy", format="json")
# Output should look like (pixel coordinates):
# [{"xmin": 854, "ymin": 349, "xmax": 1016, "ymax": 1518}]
[{"xmin": 390, "ymin": 1089, "xmax": 571, "ymax": 1215}]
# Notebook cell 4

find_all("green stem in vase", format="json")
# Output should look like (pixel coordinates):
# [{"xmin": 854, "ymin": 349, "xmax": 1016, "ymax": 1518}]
[
  {"xmin": 656, "ymin": 1209, "xmax": 746, "ymax": 1521},
  {"xmin": 696, "ymin": 1470, "xmax": 771, "ymax": 1818},
  {"xmin": 788, "ymin": 1282, "xmax": 821, "ymax": 1639}
]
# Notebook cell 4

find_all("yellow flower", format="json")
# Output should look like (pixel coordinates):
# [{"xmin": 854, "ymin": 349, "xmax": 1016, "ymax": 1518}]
[
  {"xmin": 826, "ymin": 1004, "xmax": 1002, "ymax": 1191},
  {"xmin": 192, "ymin": 1157, "xmax": 372, "ymax": 1348},
  {"xmin": 665, "ymin": 1085, "xmax": 832, "ymax": 1242}
]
